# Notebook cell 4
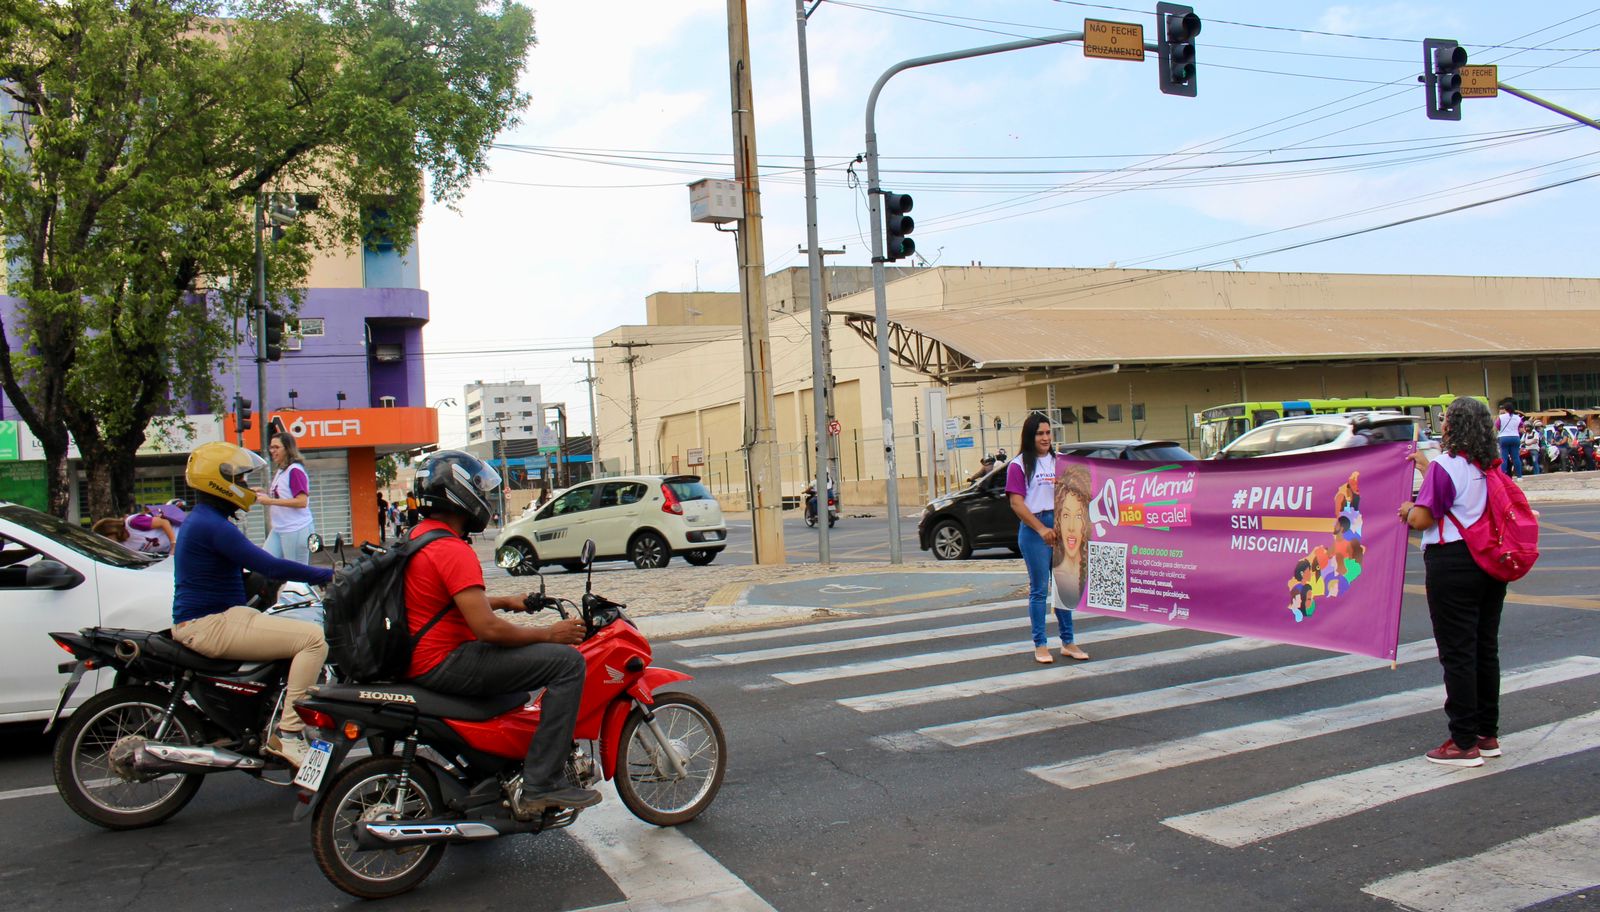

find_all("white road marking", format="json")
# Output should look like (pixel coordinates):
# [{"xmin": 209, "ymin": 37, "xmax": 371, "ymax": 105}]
[
  {"xmin": 920, "ymin": 640, "xmax": 1437, "ymax": 748},
  {"xmin": 0, "ymin": 785, "xmax": 56, "ymax": 802},
  {"xmin": 775, "ymin": 622, "xmax": 1170, "ymax": 686},
  {"xmin": 681, "ymin": 617, "xmax": 1022, "ymax": 667},
  {"xmin": 1033, "ymin": 656, "xmax": 1600, "ymax": 790},
  {"xmin": 839, "ymin": 635, "xmax": 1273, "ymax": 713},
  {"xmin": 571, "ymin": 782, "xmax": 775, "ymax": 911},
  {"xmin": 673, "ymin": 599, "xmax": 1025, "ymax": 648},
  {"xmin": 1163, "ymin": 703, "xmax": 1600, "ymax": 847},
  {"xmin": 1361, "ymin": 814, "xmax": 1600, "ymax": 912}
]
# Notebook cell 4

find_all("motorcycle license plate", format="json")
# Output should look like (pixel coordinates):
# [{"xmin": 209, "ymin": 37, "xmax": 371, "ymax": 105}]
[{"xmin": 293, "ymin": 739, "xmax": 334, "ymax": 790}]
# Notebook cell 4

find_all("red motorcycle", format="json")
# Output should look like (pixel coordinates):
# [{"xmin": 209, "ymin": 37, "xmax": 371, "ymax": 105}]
[{"xmin": 292, "ymin": 540, "xmax": 726, "ymax": 899}]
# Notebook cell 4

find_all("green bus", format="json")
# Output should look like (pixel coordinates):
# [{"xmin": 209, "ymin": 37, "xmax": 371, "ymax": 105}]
[{"xmin": 1193, "ymin": 394, "xmax": 1472, "ymax": 457}]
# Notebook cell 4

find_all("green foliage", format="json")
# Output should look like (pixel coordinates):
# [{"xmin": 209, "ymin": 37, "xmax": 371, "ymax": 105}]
[
  {"xmin": 0, "ymin": 0, "xmax": 536, "ymax": 516},
  {"xmin": 375, "ymin": 452, "xmax": 402, "ymax": 490}
]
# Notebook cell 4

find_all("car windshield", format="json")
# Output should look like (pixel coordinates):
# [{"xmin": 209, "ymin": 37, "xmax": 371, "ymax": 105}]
[
  {"xmin": 1128, "ymin": 445, "xmax": 1196, "ymax": 462},
  {"xmin": 0, "ymin": 503, "xmax": 159, "ymax": 569},
  {"xmin": 665, "ymin": 478, "xmax": 713, "ymax": 501}
]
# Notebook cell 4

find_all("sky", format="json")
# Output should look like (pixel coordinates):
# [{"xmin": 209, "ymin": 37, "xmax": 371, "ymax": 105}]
[{"xmin": 415, "ymin": 1, "xmax": 1600, "ymax": 448}]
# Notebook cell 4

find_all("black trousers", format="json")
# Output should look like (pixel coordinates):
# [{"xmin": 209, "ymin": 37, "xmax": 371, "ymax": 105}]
[
  {"xmin": 416, "ymin": 642, "xmax": 586, "ymax": 792},
  {"xmin": 1423, "ymin": 541, "xmax": 1508, "ymax": 750}
]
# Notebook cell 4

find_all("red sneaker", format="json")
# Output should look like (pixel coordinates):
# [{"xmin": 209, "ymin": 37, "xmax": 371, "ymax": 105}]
[
  {"xmin": 1476, "ymin": 736, "xmax": 1502, "ymax": 758},
  {"xmin": 1425, "ymin": 739, "xmax": 1484, "ymax": 768}
]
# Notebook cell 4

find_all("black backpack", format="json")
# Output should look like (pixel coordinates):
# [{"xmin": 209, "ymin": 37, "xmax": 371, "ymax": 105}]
[{"xmin": 322, "ymin": 529, "xmax": 455, "ymax": 683}]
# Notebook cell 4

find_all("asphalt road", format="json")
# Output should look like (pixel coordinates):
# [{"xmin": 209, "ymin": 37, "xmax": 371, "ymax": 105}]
[
  {"xmin": 718, "ymin": 510, "xmax": 1009, "ymax": 566},
  {"xmin": 2, "ymin": 503, "xmax": 1597, "ymax": 911}
]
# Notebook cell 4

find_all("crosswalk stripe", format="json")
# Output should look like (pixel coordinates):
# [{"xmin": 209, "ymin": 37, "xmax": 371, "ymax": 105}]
[
  {"xmin": 840, "ymin": 635, "xmax": 1273, "ymax": 713},
  {"xmin": 681, "ymin": 616, "xmax": 1026, "ymax": 668},
  {"xmin": 0, "ymin": 785, "xmax": 56, "ymax": 802},
  {"xmin": 773, "ymin": 622, "xmax": 1171, "ymax": 686},
  {"xmin": 1034, "ymin": 656, "xmax": 1600, "ymax": 793},
  {"xmin": 672, "ymin": 599, "xmax": 1025, "ymax": 649},
  {"xmin": 918, "ymin": 640, "xmax": 1438, "ymax": 748},
  {"xmin": 1360, "ymin": 814, "xmax": 1600, "ymax": 912},
  {"xmin": 1162, "ymin": 699, "xmax": 1600, "ymax": 847}
]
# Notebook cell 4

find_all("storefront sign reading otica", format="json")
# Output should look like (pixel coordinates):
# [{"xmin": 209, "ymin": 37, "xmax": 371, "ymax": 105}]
[{"xmin": 239, "ymin": 406, "xmax": 437, "ymax": 451}]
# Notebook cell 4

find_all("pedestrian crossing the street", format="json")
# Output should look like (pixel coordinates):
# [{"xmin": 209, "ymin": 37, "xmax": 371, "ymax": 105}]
[{"xmin": 661, "ymin": 601, "xmax": 1600, "ymax": 910}]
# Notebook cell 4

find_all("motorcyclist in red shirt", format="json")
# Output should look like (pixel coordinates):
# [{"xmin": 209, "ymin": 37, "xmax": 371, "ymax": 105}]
[{"xmin": 402, "ymin": 450, "xmax": 599, "ymax": 814}]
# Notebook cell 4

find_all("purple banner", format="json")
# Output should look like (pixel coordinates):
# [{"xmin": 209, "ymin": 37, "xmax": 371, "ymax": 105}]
[{"xmin": 1052, "ymin": 443, "xmax": 1414, "ymax": 660}]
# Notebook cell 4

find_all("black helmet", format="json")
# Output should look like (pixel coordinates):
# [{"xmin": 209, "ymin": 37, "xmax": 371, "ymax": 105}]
[{"xmin": 413, "ymin": 450, "xmax": 501, "ymax": 534}]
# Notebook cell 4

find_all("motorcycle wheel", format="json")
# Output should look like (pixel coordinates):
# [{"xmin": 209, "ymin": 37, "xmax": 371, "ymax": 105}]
[
  {"xmin": 311, "ymin": 756, "xmax": 446, "ymax": 900},
  {"xmin": 51, "ymin": 685, "xmax": 205, "ymax": 830},
  {"xmin": 804, "ymin": 511, "xmax": 817, "ymax": 528},
  {"xmin": 615, "ymin": 692, "xmax": 727, "ymax": 827}
]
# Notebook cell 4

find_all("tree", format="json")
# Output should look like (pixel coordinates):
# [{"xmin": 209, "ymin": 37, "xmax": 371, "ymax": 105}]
[
  {"xmin": 0, "ymin": 0, "xmax": 534, "ymax": 518},
  {"xmin": 374, "ymin": 452, "xmax": 402, "ymax": 493}
]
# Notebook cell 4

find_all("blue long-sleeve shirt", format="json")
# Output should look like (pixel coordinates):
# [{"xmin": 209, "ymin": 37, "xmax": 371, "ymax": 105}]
[{"xmin": 173, "ymin": 502, "xmax": 334, "ymax": 624}]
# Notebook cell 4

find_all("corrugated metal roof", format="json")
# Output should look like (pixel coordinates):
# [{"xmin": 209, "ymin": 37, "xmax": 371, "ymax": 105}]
[{"xmin": 841, "ymin": 308, "xmax": 1600, "ymax": 376}]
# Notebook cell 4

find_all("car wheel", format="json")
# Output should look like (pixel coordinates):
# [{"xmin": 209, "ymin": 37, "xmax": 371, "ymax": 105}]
[
  {"xmin": 930, "ymin": 520, "xmax": 972, "ymax": 561},
  {"xmin": 498, "ymin": 539, "xmax": 537, "ymax": 576},
  {"xmin": 683, "ymin": 549, "xmax": 717, "ymax": 566},
  {"xmin": 629, "ymin": 531, "xmax": 671, "ymax": 569}
]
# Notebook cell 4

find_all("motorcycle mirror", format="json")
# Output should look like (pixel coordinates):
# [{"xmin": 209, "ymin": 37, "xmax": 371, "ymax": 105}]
[
  {"xmin": 581, "ymin": 539, "xmax": 596, "ymax": 594},
  {"xmin": 581, "ymin": 539, "xmax": 596, "ymax": 566},
  {"xmin": 307, "ymin": 532, "xmax": 323, "ymax": 554}
]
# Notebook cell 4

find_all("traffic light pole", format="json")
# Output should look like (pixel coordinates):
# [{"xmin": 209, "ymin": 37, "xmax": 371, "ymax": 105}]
[
  {"xmin": 253, "ymin": 192, "xmax": 271, "ymax": 467},
  {"xmin": 797, "ymin": 0, "xmax": 830, "ymax": 564},
  {"xmin": 865, "ymin": 30, "xmax": 1117, "ymax": 562}
]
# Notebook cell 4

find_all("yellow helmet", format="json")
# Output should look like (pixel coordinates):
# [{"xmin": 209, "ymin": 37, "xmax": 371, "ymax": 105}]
[{"xmin": 185, "ymin": 442, "xmax": 269, "ymax": 511}]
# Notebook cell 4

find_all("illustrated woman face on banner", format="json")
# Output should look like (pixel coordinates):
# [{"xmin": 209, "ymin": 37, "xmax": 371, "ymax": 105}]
[{"xmin": 1053, "ymin": 464, "xmax": 1094, "ymax": 608}]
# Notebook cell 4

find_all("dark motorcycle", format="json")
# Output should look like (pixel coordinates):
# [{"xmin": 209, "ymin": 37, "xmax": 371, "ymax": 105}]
[
  {"xmin": 45, "ymin": 574, "xmax": 328, "ymax": 830},
  {"xmin": 294, "ymin": 540, "xmax": 726, "ymax": 899},
  {"xmin": 803, "ymin": 485, "xmax": 838, "ymax": 528}
]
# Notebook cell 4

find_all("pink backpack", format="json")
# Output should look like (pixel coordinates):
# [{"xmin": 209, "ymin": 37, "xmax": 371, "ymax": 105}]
[{"xmin": 1446, "ymin": 460, "xmax": 1540, "ymax": 582}]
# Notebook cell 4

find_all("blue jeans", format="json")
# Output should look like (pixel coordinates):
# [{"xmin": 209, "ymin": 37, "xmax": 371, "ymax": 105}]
[
  {"xmin": 1497, "ymin": 437, "xmax": 1521, "ymax": 478},
  {"xmin": 265, "ymin": 527, "xmax": 312, "ymax": 565},
  {"xmin": 1018, "ymin": 511, "xmax": 1074, "ymax": 648}
]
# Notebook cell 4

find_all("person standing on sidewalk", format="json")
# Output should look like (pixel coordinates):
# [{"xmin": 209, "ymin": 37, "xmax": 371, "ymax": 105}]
[
  {"xmin": 1006, "ymin": 413, "xmax": 1088, "ymax": 665},
  {"xmin": 1397, "ymin": 396, "xmax": 1507, "ymax": 768},
  {"xmin": 255, "ymin": 431, "xmax": 315, "ymax": 563},
  {"xmin": 1495, "ymin": 400, "xmax": 1524, "ymax": 479}
]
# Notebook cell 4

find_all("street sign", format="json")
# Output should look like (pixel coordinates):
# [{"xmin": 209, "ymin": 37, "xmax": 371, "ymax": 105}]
[
  {"xmin": 827, "ymin": 419, "xmax": 842, "ymax": 437},
  {"xmin": 686, "ymin": 446, "xmax": 705, "ymax": 467},
  {"xmin": 943, "ymin": 417, "xmax": 960, "ymax": 439},
  {"xmin": 952, "ymin": 436, "xmax": 975, "ymax": 449},
  {"xmin": 1461, "ymin": 65, "xmax": 1498, "ymax": 98},
  {"xmin": 1084, "ymin": 19, "xmax": 1145, "ymax": 61}
]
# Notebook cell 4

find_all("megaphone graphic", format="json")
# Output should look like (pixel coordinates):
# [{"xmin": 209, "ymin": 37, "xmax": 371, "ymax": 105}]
[{"xmin": 1089, "ymin": 478, "xmax": 1120, "ymax": 536}]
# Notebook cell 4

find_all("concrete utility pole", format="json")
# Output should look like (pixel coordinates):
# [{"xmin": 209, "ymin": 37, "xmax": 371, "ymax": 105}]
[
  {"xmin": 489, "ymin": 414, "xmax": 508, "ymax": 525},
  {"xmin": 253, "ymin": 193, "xmax": 270, "ymax": 466},
  {"xmin": 574, "ymin": 357, "xmax": 602, "ymax": 474},
  {"xmin": 609, "ymin": 342, "xmax": 646, "ymax": 474},
  {"xmin": 797, "ymin": 0, "xmax": 831, "ymax": 564},
  {"xmin": 727, "ymin": 0, "xmax": 786, "ymax": 565}
]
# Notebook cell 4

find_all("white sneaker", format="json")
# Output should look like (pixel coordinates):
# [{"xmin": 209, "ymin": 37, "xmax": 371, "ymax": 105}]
[{"xmin": 265, "ymin": 731, "xmax": 310, "ymax": 768}]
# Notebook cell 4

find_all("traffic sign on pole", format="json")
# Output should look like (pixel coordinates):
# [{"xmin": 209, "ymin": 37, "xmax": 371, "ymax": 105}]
[
  {"xmin": 827, "ymin": 419, "xmax": 842, "ymax": 437},
  {"xmin": 1083, "ymin": 19, "xmax": 1145, "ymax": 61},
  {"xmin": 1461, "ymin": 65, "xmax": 1498, "ymax": 98}
]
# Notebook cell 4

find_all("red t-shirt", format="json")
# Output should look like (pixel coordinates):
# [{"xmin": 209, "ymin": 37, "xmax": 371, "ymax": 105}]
[{"xmin": 404, "ymin": 519, "xmax": 484, "ymax": 677}]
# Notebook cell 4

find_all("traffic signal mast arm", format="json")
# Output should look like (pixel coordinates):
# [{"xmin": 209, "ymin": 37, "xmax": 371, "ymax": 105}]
[
  {"xmin": 1425, "ymin": 39, "xmax": 1600, "ymax": 131},
  {"xmin": 1498, "ymin": 82, "xmax": 1600, "ymax": 131}
]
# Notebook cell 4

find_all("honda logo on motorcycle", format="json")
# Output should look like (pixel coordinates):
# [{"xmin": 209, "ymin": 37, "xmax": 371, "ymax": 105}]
[{"xmin": 358, "ymin": 690, "xmax": 418, "ymax": 704}]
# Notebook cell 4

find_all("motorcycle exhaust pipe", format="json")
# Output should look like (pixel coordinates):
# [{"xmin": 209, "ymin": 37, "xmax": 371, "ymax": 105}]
[
  {"xmin": 354, "ymin": 820, "xmax": 503, "ymax": 849},
  {"xmin": 131, "ymin": 742, "xmax": 267, "ymax": 774}
]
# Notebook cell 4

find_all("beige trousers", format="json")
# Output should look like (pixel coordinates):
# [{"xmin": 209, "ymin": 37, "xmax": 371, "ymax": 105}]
[{"xmin": 173, "ymin": 606, "xmax": 327, "ymax": 733}]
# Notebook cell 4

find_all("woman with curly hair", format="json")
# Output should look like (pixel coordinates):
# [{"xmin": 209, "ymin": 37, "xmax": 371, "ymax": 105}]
[
  {"xmin": 1052, "ymin": 464, "xmax": 1093, "ymax": 661},
  {"xmin": 1397, "ymin": 396, "xmax": 1506, "ymax": 769}
]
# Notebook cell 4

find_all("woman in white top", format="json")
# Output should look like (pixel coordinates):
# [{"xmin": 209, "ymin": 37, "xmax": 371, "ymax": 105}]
[
  {"xmin": 1397, "ymin": 396, "xmax": 1506, "ymax": 769},
  {"xmin": 1494, "ymin": 400, "xmax": 1524, "ymax": 479},
  {"xmin": 254, "ymin": 431, "xmax": 315, "ymax": 564},
  {"xmin": 1005, "ymin": 413, "xmax": 1089, "ymax": 665}
]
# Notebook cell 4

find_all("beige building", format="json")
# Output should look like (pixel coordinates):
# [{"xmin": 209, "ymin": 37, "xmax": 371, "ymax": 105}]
[{"xmin": 593, "ymin": 266, "xmax": 1600, "ymax": 506}]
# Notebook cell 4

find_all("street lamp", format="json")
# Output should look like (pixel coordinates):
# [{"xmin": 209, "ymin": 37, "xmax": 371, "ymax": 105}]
[
  {"xmin": 288, "ymin": 389, "xmax": 299, "ymax": 409},
  {"xmin": 335, "ymin": 391, "xmax": 346, "ymax": 410}
]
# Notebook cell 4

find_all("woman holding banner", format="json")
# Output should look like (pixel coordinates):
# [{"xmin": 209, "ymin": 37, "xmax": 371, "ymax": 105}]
[
  {"xmin": 1398, "ymin": 396, "xmax": 1506, "ymax": 769},
  {"xmin": 1006, "ymin": 413, "xmax": 1090, "ymax": 665}
]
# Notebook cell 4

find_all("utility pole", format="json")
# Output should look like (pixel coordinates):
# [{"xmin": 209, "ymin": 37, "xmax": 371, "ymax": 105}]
[
  {"xmin": 797, "ymin": 0, "xmax": 831, "ymax": 564},
  {"xmin": 574, "ymin": 357, "xmax": 602, "ymax": 475},
  {"xmin": 489, "ymin": 414, "xmax": 508, "ymax": 525},
  {"xmin": 727, "ymin": 0, "xmax": 785, "ymax": 565},
  {"xmin": 802, "ymin": 246, "xmax": 846, "ymax": 497},
  {"xmin": 253, "ymin": 193, "xmax": 270, "ymax": 466},
  {"xmin": 609, "ymin": 342, "xmax": 646, "ymax": 474}
]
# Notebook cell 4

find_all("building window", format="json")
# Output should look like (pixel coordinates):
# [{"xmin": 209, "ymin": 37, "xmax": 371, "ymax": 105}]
[
  {"xmin": 521, "ymin": 425, "xmax": 534, "ymax": 433},
  {"xmin": 295, "ymin": 317, "xmax": 325, "ymax": 337},
  {"xmin": 520, "ymin": 411, "xmax": 533, "ymax": 418},
  {"xmin": 520, "ymin": 396, "xmax": 532, "ymax": 402},
  {"xmin": 1082, "ymin": 405, "xmax": 1102, "ymax": 424},
  {"xmin": 467, "ymin": 401, "xmax": 480, "ymax": 413},
  {"xmin": 493, "ymin": 397, "xmax": 504, "ymax": 404},
  {"xmin": 1132, "ymin": 403, "xmax": 1146, "ymax": 421},
  {"xmin": 1108, "ymin": 403, "xmax": 1123, "ymax": 422}
]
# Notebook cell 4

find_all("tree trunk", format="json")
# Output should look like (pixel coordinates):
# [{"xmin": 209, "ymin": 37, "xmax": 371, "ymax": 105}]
[
  {"xmin": 44, "ymin": 443, "xmax": 73, "ymax": 518},
  {"xmin": 83, "ymin": 446, "xmax": 138, "ymax": 520}
]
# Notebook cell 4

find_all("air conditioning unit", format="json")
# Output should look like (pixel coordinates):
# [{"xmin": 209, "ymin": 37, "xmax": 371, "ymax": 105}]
[{"xmin": 379, "ymin": 396, "xmax": 396, "ymax": 408}]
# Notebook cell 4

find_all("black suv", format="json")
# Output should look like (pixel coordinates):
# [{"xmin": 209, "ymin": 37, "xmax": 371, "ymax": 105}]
[{"xmin": 917, "ymin": 440, "xmax": 1196, "ymax": 561}]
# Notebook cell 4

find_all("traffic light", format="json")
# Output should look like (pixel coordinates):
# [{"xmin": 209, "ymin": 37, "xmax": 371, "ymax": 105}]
[
  {"xmin": 234, "ymin": 394, "xmax": 252, "ymax": 435},
  {"xmin": 882, "ymin": 191, "xmax": 915, "ymax": 262},
  {"xmin": 1157, "ymin": 2, "xmax": 1201, "ymax": 97},
  {"xmin": 1424, "ymin": 38, "xmax": 1467, "ymax": 121},
  {"xmin": 263, "ymin": 310, "xmax": 285, "ymax": 362}
]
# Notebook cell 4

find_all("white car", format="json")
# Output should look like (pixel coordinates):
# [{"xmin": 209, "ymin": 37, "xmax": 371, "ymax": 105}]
[
  {"xmin": 1213, "ymin": 412, "xmax": 1424, "ymax": 460},
  {"xmin": 494, "ymin": 475, "xmax": 728, "ymax": 571},
  {"xmin": 0, "ymin": 502, "xmax": 174, "ymax": 723}
]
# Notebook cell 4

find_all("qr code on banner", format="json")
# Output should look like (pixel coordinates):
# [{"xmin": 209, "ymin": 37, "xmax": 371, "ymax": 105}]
[{"xmin": 1086, "ymin": 541, "xmax": 1128, "ymax": 612}]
